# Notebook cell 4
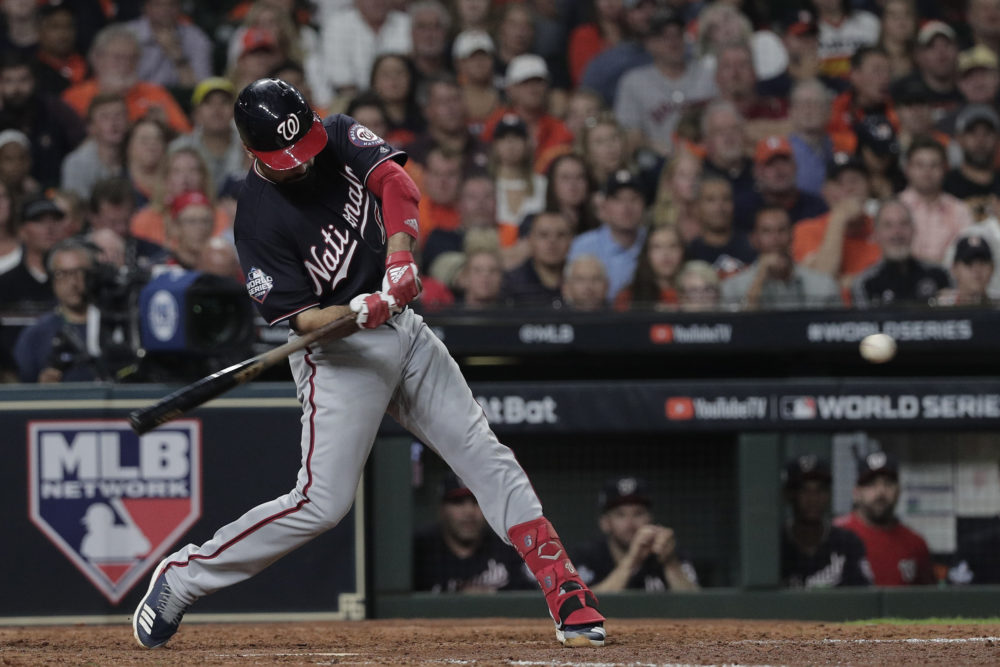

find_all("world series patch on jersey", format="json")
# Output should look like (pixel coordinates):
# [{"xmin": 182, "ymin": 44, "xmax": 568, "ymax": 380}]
[
  {"xmin": 234, "ymin": 115, "xmax": 406, "ymax": 325},
  {"xmin": 28, "ymin": 420, "xmax": 201, "ymax": 603}
]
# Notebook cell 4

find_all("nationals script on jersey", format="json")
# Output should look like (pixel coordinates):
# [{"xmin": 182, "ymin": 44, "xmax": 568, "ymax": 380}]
[{"xmin": 234, "ymin": 114, "xmax": 406, "ymax": 325}]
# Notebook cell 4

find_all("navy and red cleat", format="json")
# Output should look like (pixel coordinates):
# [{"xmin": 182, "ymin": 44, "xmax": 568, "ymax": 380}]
[{"xmin": 132, "ymin": 559, "xmax": 190, "ymax": 649}]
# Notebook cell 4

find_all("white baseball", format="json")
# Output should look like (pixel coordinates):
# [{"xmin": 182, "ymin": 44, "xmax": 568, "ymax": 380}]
[{"xmin": 859, "ymin": 333, "xmax": 897, "ymax": 364}]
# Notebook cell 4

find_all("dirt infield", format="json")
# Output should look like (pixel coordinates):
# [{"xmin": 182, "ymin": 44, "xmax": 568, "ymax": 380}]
[{"xmin": 2, "ymin": 618, "xmax": 999, "ymax": 666}]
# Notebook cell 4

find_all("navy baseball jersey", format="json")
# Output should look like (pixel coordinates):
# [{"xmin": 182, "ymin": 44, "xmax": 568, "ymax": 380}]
[{"xmin": 234, "ymin": 114, "xmax": 406, "ymax": 325}]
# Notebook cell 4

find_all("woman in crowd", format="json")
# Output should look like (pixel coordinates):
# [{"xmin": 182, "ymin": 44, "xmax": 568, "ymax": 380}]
[
  {"xmin": 568, "ymin": 0, "xmax": 624, "ymax": 88},
  {"xmin": 677, "ymin": 259, "xmax": 722, "ymax": 312},
  {"xmin": 457, "ymin": 247, "xmax": 506, "ymax": 309},
  {"xmin": 369, "ymin": 53, "xmax": 425, "ymax": 146},
  {"xmin": 878, "ymin": 0, "xmax": 917, "ymax": 80},
  {"xmin": 125, "ymin": 116, "xmax": 172, "ymax": 209},
  {"xmin": 490, "ymin": 114, "xmax": 547, "ymax": 230},
  {"xmin": 131, "ymin": 147, "xmax": 227, "ymax": 246},
  {"xmin": 615, "ymin": 224, "xmax": 685, "ymax": 311},
  {"xmin": 538, "ymin": 152, "xmax": 600, "ymax": 238},
  {"xmin": 651, "ymin": 149, "xmax": 702, "ymax": 243},
  {"xmin": 577, "ymin": 113, "xmax": 632, "ymax": 194}
]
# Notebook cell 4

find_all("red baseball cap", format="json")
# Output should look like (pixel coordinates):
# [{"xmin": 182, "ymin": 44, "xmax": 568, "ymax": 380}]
[
  {"xmin": 170, "ymin": 190, "xmax": 212, "ymax": 218},
  {"xmin": 755, "ymin": 135, "xmax": 793, "ymax": 165},
  {"xmin": 240, "ymin": 27, "xmax": 278, "ymax": 56}
]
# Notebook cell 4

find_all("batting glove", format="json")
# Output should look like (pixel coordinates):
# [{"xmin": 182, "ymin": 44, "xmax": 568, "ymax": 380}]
[
  {"xmin": 349, "ymin": 291, "xmax": 398, "ymax": 329},
  {"xmin": 382, "ymin": 251, "xmax": 421, "ymax": 308}
]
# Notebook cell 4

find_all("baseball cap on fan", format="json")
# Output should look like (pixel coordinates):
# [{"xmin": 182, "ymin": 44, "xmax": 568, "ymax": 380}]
[
  {"xmin": 505, "ymin": 54, "xmax": 549, "ymax": 87},
  {"xmin": 599, "ymin": 476, "xmax": 652, "ymax": 512},
  {"xmin": 954, "ymin": 235, "xmax": 993, "ymax": 264},
  {"xmin": 234, "ymin": 78, "xmax": 327, "ymax": 170},
  {"xmin": 956, "ymin": 104, "xmax": 1000, "ymax": 134},
  {"xmin": 754, "ymin": 135, "xmax": 793, "ymax": 165},
  {"xmin": 453, "ymin": 30, "xmax": 494, "ymax": 60},
  {"xmin": 916, "ymin": 20, "xmax": 956, "ymax": 48}
]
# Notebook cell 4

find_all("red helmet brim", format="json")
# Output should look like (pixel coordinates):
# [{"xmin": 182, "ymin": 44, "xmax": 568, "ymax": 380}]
[{"xmin": 249, "ymin": 115, "xmax": 327, "ymax": 170}]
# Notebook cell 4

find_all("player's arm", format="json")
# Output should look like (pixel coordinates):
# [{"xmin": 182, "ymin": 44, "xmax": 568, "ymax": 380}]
[
  {"xmin": 368, "ymin": 160, "xmax": 422, "ymax": 306},
  {"xmin": 650, "ymin": 525, "xmax": 700, "ymax": 591},
  {"xmin": 592, "ymin": 525, "xmax": 657, "ymax": 592},
  {"xmin": 291, "ymin": 304, "xmax": 356, "ymax": 335}
]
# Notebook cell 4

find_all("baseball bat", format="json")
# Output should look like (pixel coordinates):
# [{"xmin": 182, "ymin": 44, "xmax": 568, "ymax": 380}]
[{"xmin": 128, "ymin": 314, "xmax": 357, "ymax": 435}]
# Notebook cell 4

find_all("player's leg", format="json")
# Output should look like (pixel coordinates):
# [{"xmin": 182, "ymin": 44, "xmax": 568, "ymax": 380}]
[
  {"xmin": 386, "ymin": 310, "xmax": 605, "ymax": 647},
  {"xmin": 134, "ymin": 329, "xmax": 402, "ymax": 648}
]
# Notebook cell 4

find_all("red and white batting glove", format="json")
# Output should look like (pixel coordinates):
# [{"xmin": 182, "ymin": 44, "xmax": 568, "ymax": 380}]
[
  {"xmin": 382, "ymin": 251, "xmax": 421, "ymax": 308},
  {"xmin": 349, "ymin": 291, "xmax": 398, "ymax": 329}
]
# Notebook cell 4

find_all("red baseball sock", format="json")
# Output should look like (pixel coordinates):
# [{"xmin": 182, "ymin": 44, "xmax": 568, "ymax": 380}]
[{"xmin": 508, "ymin": 517, "xmax": 605, "ymax": 628}]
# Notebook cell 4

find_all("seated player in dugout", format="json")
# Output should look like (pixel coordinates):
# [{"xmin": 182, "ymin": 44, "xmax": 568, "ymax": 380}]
[
  {"xmin": 781, "ymin": 455, "xmax": 872, "ymax": 588},
  {"xmin": 834, "ymin": 452, "xmax": 935, "ymax": 586},
  {"xmin": 573, "ymin": 476, "xmax": 699, "ymax": 592},
  {"xmin": 413, "ymin": 472, "xmax": 534, "ymax": 593},
  {"xmin": 132, "ymin": 78, "xmax": 607, "ymax": 650}
]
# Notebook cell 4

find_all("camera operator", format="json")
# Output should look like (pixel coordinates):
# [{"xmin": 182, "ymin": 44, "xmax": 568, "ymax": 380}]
[{"xmin": 13, "ymin": 237, "xmax": 106, "ymax": 382}]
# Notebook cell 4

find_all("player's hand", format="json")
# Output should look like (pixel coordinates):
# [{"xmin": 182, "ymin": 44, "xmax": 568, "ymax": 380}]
[
  {"xmin": 382, "ymin": 251, "xmax": 421, "ymax": 308},
  {"xmin": 649, "ymin": 525, "xmax": 677, "ymax": 565},
  {"xmin": 625, "ymin": 524, "xmax": 658, "ymax": 566},
  {"xmin": 349, "ymin": 291, "xmax": 398, "ymax": 329}
]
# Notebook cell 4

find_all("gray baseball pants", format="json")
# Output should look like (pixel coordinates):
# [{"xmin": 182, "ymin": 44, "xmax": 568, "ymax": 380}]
[{"xmin": 161, "ymin": 308, "xmax": 542, "ymax": 601}]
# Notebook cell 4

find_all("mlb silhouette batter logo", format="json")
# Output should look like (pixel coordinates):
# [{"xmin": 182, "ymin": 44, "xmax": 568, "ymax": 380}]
[{"xmin": 28, "ymin": 420, "xmax": 202, "ymax": 603}]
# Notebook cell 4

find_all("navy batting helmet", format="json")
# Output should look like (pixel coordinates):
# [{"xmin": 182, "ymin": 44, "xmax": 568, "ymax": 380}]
[{"xmin": 234, "ymin": 78, "xmax": 327, "ymax": 170}]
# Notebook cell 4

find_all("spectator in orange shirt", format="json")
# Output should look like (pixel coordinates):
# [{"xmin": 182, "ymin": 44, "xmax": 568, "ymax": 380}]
[
  {"xmin": 161, "ymin": 190, "xmax": 216, "ymax": 271},
  {"xmin": 480, "ymin": 54, "xmax": 574, "ymax": 174},
  {"xmin": 416, "ymin": 145, "xmax": 463, "ymax": 245},
  {"xmin": 62, "ymin": 25, "xmax": 191, "ymax": 135},
  {"xmin": 422, "ymin": 172, "xmax": 500, "ymax": 273},
  {"xmin": 828, "ymin": 46, "xmax": 895, "ymax": 153},
  {"xmin": 793, "ymin": 153, "xmax": 881, "ymax": 293},
  {"xmin": 131, "ymin": 146, "xmax": 229, "ymax": 246}
]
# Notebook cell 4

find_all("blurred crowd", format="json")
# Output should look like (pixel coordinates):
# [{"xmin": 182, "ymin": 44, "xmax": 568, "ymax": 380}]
[{"xmin": 1, "ymin": 0, "xmax": 999, "ymax": 382}]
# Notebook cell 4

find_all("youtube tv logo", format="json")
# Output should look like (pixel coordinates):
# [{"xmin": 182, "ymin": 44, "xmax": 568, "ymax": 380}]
[
  {"xmin": 650, "ymin": 324, "xmax": 673, "ymax": 344},
  {"xmin": 665, "ymin": 397, "xmax": 694, "ymax": 420}
]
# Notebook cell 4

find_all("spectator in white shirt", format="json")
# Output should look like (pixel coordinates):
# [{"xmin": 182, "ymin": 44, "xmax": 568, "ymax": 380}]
[{"xmin": 319, "ymin": 0, "xmax": 412, "ymax": 102}]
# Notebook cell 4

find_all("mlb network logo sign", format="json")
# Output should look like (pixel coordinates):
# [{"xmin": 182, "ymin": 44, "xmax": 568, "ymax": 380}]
[{"xmin": 28, "ymin": 420, "xmax": 201, "ymax": 603}]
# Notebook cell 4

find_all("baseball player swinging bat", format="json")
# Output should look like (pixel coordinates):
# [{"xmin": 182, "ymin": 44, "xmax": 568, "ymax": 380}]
[{"xmin": 128, "ymin": 313, "xmax": 357, "ymax": 435}]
